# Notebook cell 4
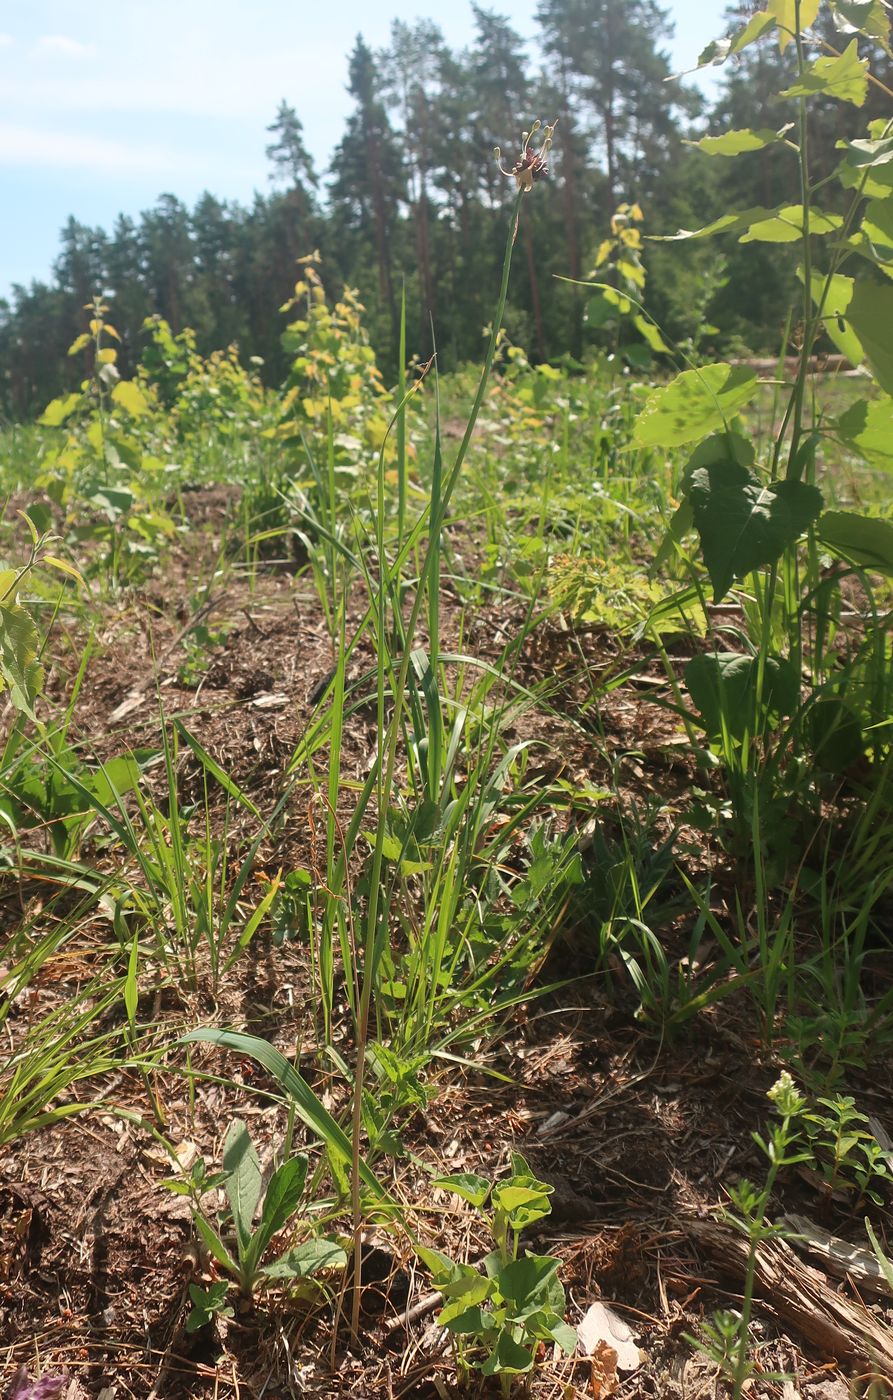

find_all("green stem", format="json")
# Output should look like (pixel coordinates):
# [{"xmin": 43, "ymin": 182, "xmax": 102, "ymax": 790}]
[
  {"xmin": 348, "ymin": 187, "xmax": 525, "ymax": 1340},
  {"xmin": 787, "ymin": 0, "xmax": 813, "ymax": 483}
]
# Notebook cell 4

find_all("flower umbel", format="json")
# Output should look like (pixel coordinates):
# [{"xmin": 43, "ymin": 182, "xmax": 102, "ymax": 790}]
[{"xmin": 495, "ymin": 120, "xmax": 557, "ymax": 193}]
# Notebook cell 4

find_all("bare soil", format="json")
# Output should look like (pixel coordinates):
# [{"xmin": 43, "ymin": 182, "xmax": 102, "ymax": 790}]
[{"xmin": 3, "ymin": 490, "xmax": 892, "ymax": 1400}]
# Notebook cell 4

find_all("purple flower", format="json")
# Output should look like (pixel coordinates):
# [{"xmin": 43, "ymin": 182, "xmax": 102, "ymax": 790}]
[{"xmin": 7, "ymin": 1367, "xmax": 67, "ymax": 1400}]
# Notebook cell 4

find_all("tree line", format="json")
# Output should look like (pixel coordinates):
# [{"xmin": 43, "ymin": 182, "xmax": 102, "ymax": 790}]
[{"xmin": 1, "ymin": 0, "xmax": 886, "ymax": 418}]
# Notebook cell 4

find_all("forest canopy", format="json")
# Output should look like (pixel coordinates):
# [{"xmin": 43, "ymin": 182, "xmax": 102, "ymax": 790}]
[{"xmin": 1, "ymin": 0, "xmax": 888, "ymax": 417}]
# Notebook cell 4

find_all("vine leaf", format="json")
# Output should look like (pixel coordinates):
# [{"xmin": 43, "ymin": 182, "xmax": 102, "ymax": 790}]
[
  {"xmin": 633, "ymin": 364, "xmax": 758, "ymax": 448},
  {"xmin": 780, "ymin": 40, "xmax": 869, "ymax": 105},
  {"xmin": 688, "ymin": 460, "xmax": 823, "ymax": 601}
]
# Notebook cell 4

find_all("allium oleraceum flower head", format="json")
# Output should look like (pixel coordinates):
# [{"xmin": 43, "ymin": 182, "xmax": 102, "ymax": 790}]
[{"xmin": 495, "ymin": 120, "xmax": 557, "ymax": 193}]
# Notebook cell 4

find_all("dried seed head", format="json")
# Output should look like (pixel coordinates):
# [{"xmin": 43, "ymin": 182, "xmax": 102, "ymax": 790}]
[{"xmin": 496, "ymin": 119, "xmax": 558, "ymax": 193}]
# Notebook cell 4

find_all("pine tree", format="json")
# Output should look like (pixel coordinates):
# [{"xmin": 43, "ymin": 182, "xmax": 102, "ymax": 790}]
[{"xmin": 329, "ymin": 36, "xmax": 405, "ymax": 345}]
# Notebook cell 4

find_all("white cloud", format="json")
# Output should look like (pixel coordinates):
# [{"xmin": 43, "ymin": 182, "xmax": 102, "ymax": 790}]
[
  {"xmin": 0, "ymin": 123, "xmax": 194, "ymax": 174},
  {"xmin": 37, "ymin": 34, "xmax": 97, "ymax": 59},
  {"xmin": 0, "ymin": 34, "xmax": 14, "ymax": 48}
]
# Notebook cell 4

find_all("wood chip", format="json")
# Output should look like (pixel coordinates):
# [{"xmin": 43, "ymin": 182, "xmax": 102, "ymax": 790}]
[{"xmin": 783, "ymin": 1213, "xmax": 893, "ymax": 1297}]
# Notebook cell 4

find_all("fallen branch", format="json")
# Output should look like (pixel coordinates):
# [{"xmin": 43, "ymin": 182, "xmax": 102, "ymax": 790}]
[{"xmin": 689, "ymin": 1218, "xmax": 893, "ymax": 1377}]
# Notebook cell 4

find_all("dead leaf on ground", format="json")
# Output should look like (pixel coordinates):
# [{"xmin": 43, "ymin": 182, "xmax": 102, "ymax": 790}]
[{"xmin": 577, "ymin": 1300, "xmax": 642, "ymax": 1371}]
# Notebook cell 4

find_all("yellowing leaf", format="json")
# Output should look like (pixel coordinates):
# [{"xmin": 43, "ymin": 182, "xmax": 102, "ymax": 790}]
[
  {"xmin": 781, "ymin": 39, "xmax": 868, "ymax": 105},
  {"xmin": 39, "ymin": 392, "xmax": 81, "ymax": 427},
  {"xmin": 768, "ymin": 0, "xmax": 820, "ymax": 50},
  {"xmin": 42, "ymin": 555, "xmax": 87, "ymax": 589},
  {"xmin": 111, "ymin": 380, "xmax": 149, "ymax": 417}
]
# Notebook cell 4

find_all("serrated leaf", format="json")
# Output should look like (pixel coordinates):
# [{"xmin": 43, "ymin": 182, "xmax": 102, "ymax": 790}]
[
  {"xmin": 781, "ymin": 40, "xmax": 868, "ymax": 105},
  {"xmin": 694, "ymin": 127, "xmax": 791, "ymax": 157},
  {"xmin": 804, "ymin": 270, "xmax": 864, "ymax": 364},
  {"xmin": 693, "ymin": 9, "xmax": 777, "ymax": 69},
  {"xmin": 0, "ymin": 599, "xmax": 44, "ymax": 717},
  {"xmin": 688, "ymin": 460, "xmax": 823, "ymax": 601},
  {"xmin": 740, "ymin": 205, "xmax": 842, "ymax": 242},
  {"xmin": 862, "ymin": 198, "xmax": 893, "ymax": 262},
  {"xmin": 634, "ymin": 364, "xmax": 759, "ymax": 448},
  {"xmin": 653, "ymin": 206, "xmax": 779, "ymax": 242},
  {"xmin": 223, "ymin": 1119, "xmax": 261, "ymax": 1252}
]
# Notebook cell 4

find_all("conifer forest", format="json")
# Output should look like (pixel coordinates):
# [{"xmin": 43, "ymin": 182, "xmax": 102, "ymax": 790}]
[{"xmin": 3, "ymin": 2, "xmax": 893, "ymax": 1397}]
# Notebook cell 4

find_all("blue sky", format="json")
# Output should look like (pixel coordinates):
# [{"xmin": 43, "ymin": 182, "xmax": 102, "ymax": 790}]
[{"xmin": 0, "ymin": 0, "xmax": 723, "ymax": 300}]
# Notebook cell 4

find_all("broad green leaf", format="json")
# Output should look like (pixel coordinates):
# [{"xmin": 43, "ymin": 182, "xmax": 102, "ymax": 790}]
[
  {"xmin": 653, "ymin": 206, "xmax": 779, "ymax": 242},
  {"xmin": 768, "ymin": 0, "xmax": 820, "ymax": 49},
  {"xmin": 417, "ymin": 1246, "xmax": 494, "ymax": 1304},
  {"xmin": 433, "ymin": 1172, "xmax": 491, "ymax": 1207},
  {"xmin": 481, "ymin": 1328, "xmax": 536, "ymax": 1376},
  {"xmin": 223, "ymin": 1119, "xmax": 261, "ymax": 1251},
  {"xmin": 437, "ymin": 1278, "xmax": 495, "ymax": 1320},
  {"xmin": 804, "ymin": 270, "xmax": 864, "ymax": 364},
  {"xmin": 818, "ymin": 509, "xmax": 893, "ymax": 573},
  {"xmin": 550, "ymin": 1322, "xmax": 580, "ymax": 1355},
  {"xmin": 111, "ymin": 379, "xmax": 149, "ymax": 417},
  {"xmin": 38, "ymin": 392, "xmax": 80, "ymax": 427},
  {"xmin": 685, "ymin": 653, "xmax": 801, "ymax": 737},
  {"xmin": 805, "ymin": 698, "xmax": 864, "ymax": 770},
  {"xmin": 780, "ymin": 40, "xmax": 868, "ymax": 105},
  {"xmin": 442, "ymin": 1303, "xmax": 491, "ymax": 1336},
  {"xmin": 260, "ymin": 1155, "xmax": 308, "ymax": 1239},
  {"xmin": 840, "ymin": 134, "xmax": 893, "ymax": 169},
  {"xmin": 496, "ymin": 1254, "xmax": 562, "ymax": 1313},
  {"xmin": 740, "ymin": 206, "xmax": 842, "ymax": 243},
  {"xmin": 845, "ymin": 279, "xmax": 893, "ymax": 393},
  {"xmin": 67, "ymin": 333, "xmax": 91, "ymax": 356},
  {"xmin": 634, "ymin": 364, "xmax": 759, "ymax": 448},
  {"xmin": 688, "ymin": 460, "xmax": 823, "ymax": 601},
  {"xmin": 0, "ymin": 600, "xmax": 44, "ymax": 717},
  {"xmin": 693, "ymin": 127, "xmax": 791, "ymax": 157},
  {"xmin": 181, "ymin": 1029, "xmax": 391, "ymax": 1206},
  {"xmin": 838, "ymin": 129, "xmax": 893, "ymax": 197},
  {"xmin": 837, "ymin": 395, "xmax": 893, "ymax": 462},
  {"xmin": 832, "ymin": 0, "xmax": 892, "ymax": 46},
  {"xmin": 261, "ymin": 1238, "xmax": 347, "ymax": 1279}
]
